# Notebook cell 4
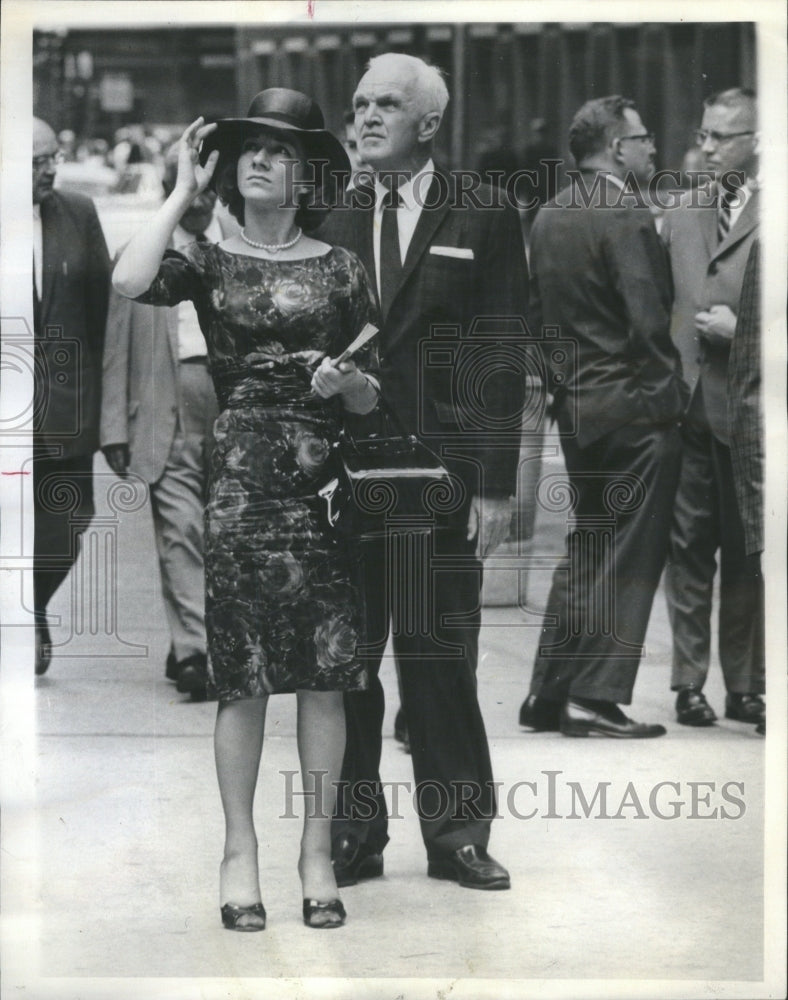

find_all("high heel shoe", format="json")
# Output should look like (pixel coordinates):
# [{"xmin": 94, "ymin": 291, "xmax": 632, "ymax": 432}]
[
  {"xmin": 220, "ymin": 901, "xmax": 267, "ymax": 931},
  {"xmin": 302, "ymin": 898, "xmax": 346, "ymax": 929}
]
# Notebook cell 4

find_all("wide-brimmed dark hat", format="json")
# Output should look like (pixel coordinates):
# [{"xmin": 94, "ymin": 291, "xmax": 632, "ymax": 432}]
[{"xmin": 199, "ymin": 88, "xmax": 350, "ymax": 181}]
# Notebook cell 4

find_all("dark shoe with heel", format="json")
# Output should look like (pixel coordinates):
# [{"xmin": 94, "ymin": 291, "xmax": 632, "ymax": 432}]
[
  {"xmin": 220, "ymin": 901, "xmax": 266, "ymax": 931},
  {"xmin": 176, "ymin": 653, "xmax": 210, "ymax": 702},
  {"xmin": 518, "ymin": 694, "xmax": 561, "ymax": 731},
  {"xmin": 427, "ymin": 845, "xmax": 510, "ymax": 890},
  {"xmin": 35, "ymin": 620, "xmax": 52, "ymax": 676},
  {"xmin": 675, "ymin": 688, "xmax": 717, "ymax": 726},
  {"xmin": 561, "ymin": 699, "xmax": 666, "ymax": 738},
  {"xmin": 303, "ymin": 898, "xmax": 346, "ymax": 928},
  {"xmin": 725, "ymin": 693, "xmax": 765, "ymax": 724},
  {"xmin": 332, "ymin": 833, "xmax": 384, "ymax": 888}
]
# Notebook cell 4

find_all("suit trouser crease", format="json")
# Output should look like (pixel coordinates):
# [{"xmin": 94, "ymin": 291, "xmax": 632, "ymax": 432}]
[
  {"xmin": 335, "ymin": 526, "xmax": 496, "ymax": 856},
  {"xmin": 149, "ymin": 361, "xmax": 216, "ymax": 661},
  {"xmin": 665, "ymin": 414, "xmax": 765, "ymax": 693},
  {"xmin": 530, "ymin": 422, "xmax": 682, "ymax": 705},
  {"xmin": 33, "ymin": 453, "xmax": 95, "ymax": 616}
]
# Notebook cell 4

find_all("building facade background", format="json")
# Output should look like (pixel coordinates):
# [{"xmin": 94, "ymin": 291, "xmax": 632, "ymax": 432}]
[{"xmin": 34, "ymin": 21, "xmax": 755, "ymax": 174}]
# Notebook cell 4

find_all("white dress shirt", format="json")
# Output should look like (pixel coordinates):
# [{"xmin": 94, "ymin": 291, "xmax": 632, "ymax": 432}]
[{"xmin": 372, "ymin": 158, "xmax": 435, "ymax": 299}]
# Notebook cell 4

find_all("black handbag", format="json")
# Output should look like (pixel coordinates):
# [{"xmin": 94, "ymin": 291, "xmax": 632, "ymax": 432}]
[{"xmin": 318, "ymin": 399, "xmax": 460, "ymax": 541}]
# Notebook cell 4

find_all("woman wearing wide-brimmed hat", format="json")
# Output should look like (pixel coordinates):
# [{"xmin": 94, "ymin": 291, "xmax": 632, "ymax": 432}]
[{"xmin": 114, "ymin": 89, "xmax": 380, "ymax": 931}]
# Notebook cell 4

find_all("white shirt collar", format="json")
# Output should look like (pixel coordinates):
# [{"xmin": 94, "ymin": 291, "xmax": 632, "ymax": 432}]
[{"xmin": 374, "ymin": 158, "xmax": 435, "ymax": 212}]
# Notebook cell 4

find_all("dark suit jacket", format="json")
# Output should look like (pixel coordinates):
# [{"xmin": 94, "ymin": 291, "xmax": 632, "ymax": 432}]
[
  {"xmin": 661, "ymin": 185, "xmax": 759, "ymax": 444},
  {"xmin": 529, "ymin": 172, "xmax": 688, "ymax": 448},
  {"xmin": 318, "ymin": 169, "xmax": 530, "ymax": 515},
  {"xmin": 35, "ymin": 190, "xmax": 111, "ymax": 458},
  {"xmin": 727, "ymin": 239, "xmax": 762, "ymax": 555}
]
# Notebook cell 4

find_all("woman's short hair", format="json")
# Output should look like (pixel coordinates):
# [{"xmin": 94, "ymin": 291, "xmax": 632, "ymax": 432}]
[{"xmin": 214, "ymin": 129, "xmax": 333, "ymax": 232}]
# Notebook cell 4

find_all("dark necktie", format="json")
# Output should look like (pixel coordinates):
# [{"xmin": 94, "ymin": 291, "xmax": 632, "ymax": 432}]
[
  {"xmin": 718, "ymin": 188, "xmax": 737, "ymax": 243},
  {"xmin": 195, "ymin": 231, "xmax": 208, "ymax": 243},
  {"xmin": 379, "ymin": 187, "xmax": 402, "ymax": 317}
]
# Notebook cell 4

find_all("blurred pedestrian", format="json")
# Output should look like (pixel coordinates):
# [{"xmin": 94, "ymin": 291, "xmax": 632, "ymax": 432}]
[
  {"xmin": 100, "ymin": 144, "xmax": 235, "ymax": 701},
  {"xmin": 32, "ymin": 116, "xmax": 112, "ymax": 675},
  {"xmin": 112, "ymin": 89, "xmax": 379, "ymax": 930}
]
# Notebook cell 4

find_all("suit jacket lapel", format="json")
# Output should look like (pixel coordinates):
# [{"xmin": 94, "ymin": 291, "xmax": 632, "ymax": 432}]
[
  {"xmin": 397, "ymin": 170, "xmax": 451, "ymax": 298},
  {"xmin": 711, "ymin": 189, "xmax": 759, "ymax": 261},
  {"xmin": 40, "ymin": 194, "xmax": 60, "ymax": 322},
  {"xmin": 349, "ymin": 183, "xmax": 377, "ymax": 305}
]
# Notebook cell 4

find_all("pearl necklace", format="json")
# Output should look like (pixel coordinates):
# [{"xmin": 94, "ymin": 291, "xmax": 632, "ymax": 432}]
[{"xmin": 240, "ymin": 227, "xmax": 303, "ymax": 252}]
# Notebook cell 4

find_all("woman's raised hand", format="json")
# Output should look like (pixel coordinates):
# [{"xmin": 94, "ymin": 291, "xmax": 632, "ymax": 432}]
[{"xmin": 175, "ymin": 117, "xmax": 220, "ymax": 199}]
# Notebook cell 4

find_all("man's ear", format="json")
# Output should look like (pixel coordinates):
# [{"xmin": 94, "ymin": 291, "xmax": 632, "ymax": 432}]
[
  {"xmin": 418, "ymin": 111, "xmax": 442, "ymax": 144},
  {"xmin": 610, "ymin": 136, "xmax": 626, "ymax": 169}
]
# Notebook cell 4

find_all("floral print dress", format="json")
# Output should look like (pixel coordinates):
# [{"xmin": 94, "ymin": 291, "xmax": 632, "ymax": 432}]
[{"xmin": 137, "ymin": 243, "xmax": 377, "ymax": 699}]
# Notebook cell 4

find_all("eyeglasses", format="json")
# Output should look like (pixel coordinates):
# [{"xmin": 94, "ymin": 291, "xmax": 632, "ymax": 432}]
[
  {"xmin": 618, "ymin": 132, "xmax": 656, "ymax": 144},
  {"xmin": 694, "ymin": 129, "xmax": 755, "ymax": 147},
  {"xmin": 32, "ymin": 150, "xmax": 65, "ymax": 169}
]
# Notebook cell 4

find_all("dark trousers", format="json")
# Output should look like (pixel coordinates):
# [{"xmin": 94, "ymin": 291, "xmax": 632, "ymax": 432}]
[
  {"xmin": 530, "ymin": 421, "xmax": 682, "ymax": 705},
  {"xmin": 665, "ymin": 416, "xmax": 765, "ymax": 694},
  {"xmin": 33, "ymin": 451, "xmax": 95, "ymax": 619},
  {"xmin": 334, "ymin": 525, "xmax": 497, "ymax": 858}
]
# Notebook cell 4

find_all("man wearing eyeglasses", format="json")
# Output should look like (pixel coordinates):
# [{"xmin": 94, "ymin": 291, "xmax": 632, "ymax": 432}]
[
  {"xmin": 518, "ymin": 96, "xmax": 687, "ymax": 737},
  {"xmin": 32, "ymin": 116, "xmax": 111, "ymax": 675},
  {"xmin": 660, "ymin": 88, "xmax": 764, "ymax": 731}
]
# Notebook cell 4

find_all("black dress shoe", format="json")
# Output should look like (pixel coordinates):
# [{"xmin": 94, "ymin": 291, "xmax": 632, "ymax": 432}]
[
  {"xmin": 35, "ymin": 620, "xmax": 52, "ymax": 676},
  {"xmin": 165, "ymin": 647, "xmax": 179, "ymax": 682},
  {"xmin": 175, "ymin": 653, "xmax": 209, "ymax": 702},
  {"xmin": 725, "ymin": 693, "xmax": 765, "ymax": 724},
  {"xmin": 561, "ymin": 698, "xmax": 666, "ymax": 738},
  {"xmin": 427, "ymin": 845, "xmax": 510, "ymax": 890},
  {"xmin": 518, "ymin": 693, "xmax": 561, "ymax": 731},
  {"xmin": 332, "ymin": 833, "xmax": 384, "ymax": 888},
  {"xmin": 393, "ymin": 708, "xmax": 410, "ymax": 753},
  {"xmin": 675, "ymin": 688, "xmax": 717, "ymax": 726}
]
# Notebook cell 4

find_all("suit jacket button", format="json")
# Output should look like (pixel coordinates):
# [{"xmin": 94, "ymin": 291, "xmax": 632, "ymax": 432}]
[{"xmin": 708, "ymin": 262, "xmax": 718, "ymax": 276}]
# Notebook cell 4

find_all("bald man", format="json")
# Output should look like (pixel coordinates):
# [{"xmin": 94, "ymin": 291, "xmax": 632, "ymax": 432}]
[{"xmin": 32, "ymin": 117, "xmax": 111, "ymax": 675}]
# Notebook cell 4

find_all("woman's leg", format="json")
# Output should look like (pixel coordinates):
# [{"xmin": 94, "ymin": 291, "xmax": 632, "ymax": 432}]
[
  {"xmin": 296, "ymin": 689, "xmax": 346, "ymax": 907},
  {"xmin": 214, "ymin": 696, "xmax": 268, "ymax": 922}
]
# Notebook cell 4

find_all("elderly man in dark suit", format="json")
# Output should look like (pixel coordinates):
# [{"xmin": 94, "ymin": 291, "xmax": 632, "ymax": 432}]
[
  {"xmin": 661, "ymin": 89, "xmax": 763, "ymax": 729},
  {"xmin": 32, "ymin": 116, "xmax": 111, "ymax": 675},
  {"xmin": 101, "ymin": 148, "xmax": 234, "ymax": 700},
  {"xmin": 518, "ymin": 96, "xmax": 688, "ymax": 738},
  {"xmin": 320, "ymin": 52, "xmax": 530, "ymax": 890}
]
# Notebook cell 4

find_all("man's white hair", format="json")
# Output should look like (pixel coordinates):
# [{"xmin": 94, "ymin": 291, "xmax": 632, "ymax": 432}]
[{"xmin": 366, "ymin": 52, "xmax": 450, "ymax": 119}]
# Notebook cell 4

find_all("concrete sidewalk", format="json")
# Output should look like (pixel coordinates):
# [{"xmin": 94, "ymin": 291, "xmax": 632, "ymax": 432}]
[{"xmin": 5, "ymin": 455, "xmax": 774, "ymax": 998}]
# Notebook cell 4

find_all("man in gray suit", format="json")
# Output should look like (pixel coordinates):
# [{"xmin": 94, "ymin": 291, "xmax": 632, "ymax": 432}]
[
  {"xmin": 661, "ymin": 88, "xmax": 763, "ymax": 728},
  {"xmin": 101, "ymin": 150, "xmax": 233, "ymax": 700}
]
